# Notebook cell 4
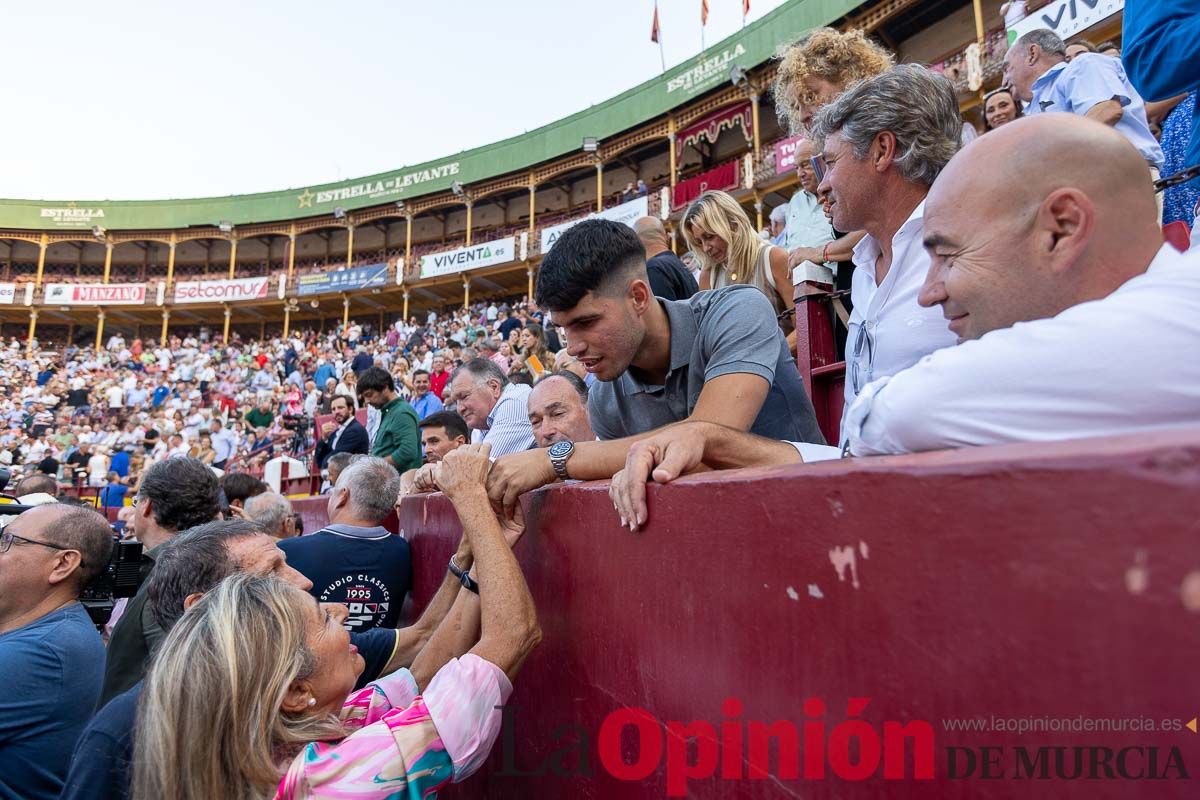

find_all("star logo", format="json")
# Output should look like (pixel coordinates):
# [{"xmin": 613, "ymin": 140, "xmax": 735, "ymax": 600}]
[{"xmin": 297, "ymin": 189, "xmax": 315, "ymax": 208}]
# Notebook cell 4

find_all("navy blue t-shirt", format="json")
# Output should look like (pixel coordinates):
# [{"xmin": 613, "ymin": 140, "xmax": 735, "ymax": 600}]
[
  {"xmin": 58, "ymin": 627, "xmax": 399, "ymax": 800},
  {"xmin": 0, "ymin": 603, "xmax": 105, "ymax": 800},
  {"xmin": 278, "ymin": 525, "xmax": 411, "ymax": 633}
]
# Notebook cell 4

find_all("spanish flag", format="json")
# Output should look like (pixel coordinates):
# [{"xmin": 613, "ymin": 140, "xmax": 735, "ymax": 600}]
[
  {"xmin": 701, "ymin": 0, "xmax": 709, "ymax": 26},
  {"xmin": 651, "ymin": 3, "xmax": 660, "ymax": 42}
]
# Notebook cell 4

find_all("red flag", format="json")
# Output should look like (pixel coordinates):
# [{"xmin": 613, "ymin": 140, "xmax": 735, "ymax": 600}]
[
  {"xmin": 651, "ymin": 4, "xmax": 660, "ymax": 42},
  {"xmin": 743, "ymin": 0, "xmax": 750, "ymax": 16},
  {"xmin": 701, "ymin": 0, "xmax": 709, "ymax": 26}
]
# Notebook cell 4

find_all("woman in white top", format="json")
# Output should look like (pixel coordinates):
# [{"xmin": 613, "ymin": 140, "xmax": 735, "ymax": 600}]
[
  {"xmin": 683, "ymin": 190, "xmax": 794, "ymax": 334},
  {"xmin": 87, "ymin": 447, "xmax": 110, "ymax": 488}
]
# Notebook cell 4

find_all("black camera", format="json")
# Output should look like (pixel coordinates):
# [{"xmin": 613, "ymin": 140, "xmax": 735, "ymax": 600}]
[{"xmin": 80, "ymin": 538, "xmax": 147, "ymax": 627}]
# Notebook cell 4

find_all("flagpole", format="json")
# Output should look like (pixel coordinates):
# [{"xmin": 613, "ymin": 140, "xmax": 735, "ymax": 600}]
[{"xmin": 659, "ymin": 38, "xmax": 666, "ymax": 73}]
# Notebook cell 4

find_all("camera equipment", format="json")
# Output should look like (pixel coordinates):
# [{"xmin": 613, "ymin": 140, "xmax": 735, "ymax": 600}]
[
  {"xmin": 80, "ymin": 538, "xmax": 146, "ymax": 628},
  {"xmin": 281, "ymin": 413, "xmax": 311, "ymax": 457}
]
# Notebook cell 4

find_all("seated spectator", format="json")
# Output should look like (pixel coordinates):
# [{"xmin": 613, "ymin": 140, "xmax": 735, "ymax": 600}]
[
  {"xmin": 1004, "ymin": 30, "xmax": 1163, "ymax": 192},
  {"xmin": 1065, "ymin": 39, "xmax": 1097, "ymax": 61},
  {"xmin": 243, "ymin": 491, "xmax": 298, "ymax": 539},
  {"xmin": 767, "ymin": 204, "xmax": 788, "ymax": 246},
  {"xmin": 59, "ymin": 517, "xmax": 472, "ymax": 800},
  {"xmin": 685, "ymin": 191, "xmax": 794, "ymax": 331},
  {"xmin": 772, "ymin": 26, "xmax": 893, "ymax": 134},
  {"xmin": 359, "ymin": 366, "xmax": 422, "ymax": 472},
  {"xmin": 447, "ymin": 358, "xmax": 535, "ymax": 457},
  {"xmin": 15, "ymin": 472, "xmax": 58, "ymax": 501},
  {"xmin": 527, "ymin": 371, "xmax": 595, "ymax": 447},
  {"xmin": 484, "ymin": 219, "xmax": 824, "ymax": 511},
  {"xmin": 554, "ymin": 348, "xmax": 594, "ymax": 388},
  {"xmin": 982, "ymin": 87, "xmax": 1023, "ymax": 131},
  {"xmin": 809, "ymin": 64, "xmax": 961, "ymax": 440},
  {"xmin": 279, "ymin": 457, "xmax": 409, "ymax": 632},
  {"xmin": 324, "ymin": 451, "xmax": 357, "ymax": 493},
  {"xmin": 845, "ymin": 114, "xmax": 1200, "ymax": 454},
  {"xmin": 633, "ymin": 217, "xmax": 699, "ymax": 301},
  {"xmin": 408, "ymin": 368, "xmax": 444, "ymax": 420},
  {"xmin": 511, "ymin": 323, "xmax": 552, "ymax": 380},
  {"xmin": 220, "ymin": 472, "xmax": 268, "ymax": 513},
  {"xmin": 101, "ymin": 458, "xmax": 221, "ymax": 707},
  {"xmin": 0, "ymin": 504, "xmax": 113, "ymax": 800},
  {"xmin": 428, "ymin": 353, "xmax": 452, "ymax": 400},
  {"xmin": 131, "ymin": 444, "xmax": 539, "ymax": 799},
  {"xmin": 313, "ymin": 394, "xmax": 369, "ymax": 469}
]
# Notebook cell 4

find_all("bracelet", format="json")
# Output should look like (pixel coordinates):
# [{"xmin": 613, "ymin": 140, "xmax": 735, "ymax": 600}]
[
  {"xmin": 448, "ymin": 555, "xmax": 479, "ymax": 594},
  {"xmin": 821, "ymin": 243, "xmax": 831, "ymax": 263}
]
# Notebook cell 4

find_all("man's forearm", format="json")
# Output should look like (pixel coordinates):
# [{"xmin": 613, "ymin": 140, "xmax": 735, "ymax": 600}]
[
  {"xmin": 383, "ymin": 552, "xmax": 472, "ymax": 674},
  {"xmin": 1085, "ymin": 100, "xmax": 1124, "ymax": 127},
  {"xmin": 702, "ymin": 423, "xmax": 804, "ymax": 470}
]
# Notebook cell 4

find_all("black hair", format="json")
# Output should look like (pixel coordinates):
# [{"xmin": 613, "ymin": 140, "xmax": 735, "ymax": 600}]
[
  {"xmin": 508, "ymin": 369, "xmax": 534, "ymax": 386},
  {"xmin": 329, "ymin": 394, "xmax": 351, "ymax": 409},
  {"xmin": 546, "ymin": 369, "xmax": 589, "ymax": 401},
  {"xmin": 146, "ymin": 519, "xmax": 263, "ymax": 631},
  {"xmin": 412, "ymin": 368, "xmax": 430, "ymax": 379},
  {"xmin": 138, "ymin": 457, "xmax": 222, "ymax": 533},
  {"xmin": 219, "ymin": 472, "xmax": 268, "ymax": 507},
  {"xmin": 536, "ymin": 219, "xmax": 648, "ymax": 311},
  {"xmin": 418, "ymin": 410, "xmax": 469, "ymax": 442},
  {"xmin": 357, "ymin": 366, "xmax": 395, "ymax": 393}
]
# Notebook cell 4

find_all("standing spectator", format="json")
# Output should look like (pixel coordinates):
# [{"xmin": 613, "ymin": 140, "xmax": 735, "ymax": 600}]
[
  {"xmin": 0, "ymin": 505, "xmax": 113, "ymax": 800},
  {"xmin": 982, "ymin": 86, "xmax": 1023, "ymax": 131},
  {"xmin": 427, "ymin": 353, "xmax": 451, "ymax": 400},
  {"xmin": 244, "ymin": 398, "xmax": 274, "ymax": 430},
  {"xmin": 408, "ymin": 369, "xmax": 444, "ymax": 420},
  {"xmin": 1005, "ymin": 30, "xmax": 1164, "ymax": 206},
  {"xmin": 633, "ymin": 217, "xmax": 699, "ymax": 301},
  {"xmin": 1157, "ymin": 92, "xmax": 1199, "ymax": 229},
  {"xmin": 278, "ymin": 457, "xmax": 409, "ymax": 632},
  {"xmin": 313, "ymin": 394, "xmax": 369, "ymax": 469},
  {"xmin": 447, "ymin": 358, "xmax": 535, "ymax": 457},
  {"xmin": 208, "ymin": 418, "xmax": 237, "ymax": 470},
  {"xmin": 773, "ymin": 27, "xmax": 894, "ymax": 134},
  {"xmin": 782, "ymin": 138, "xmax": 837, "ymax": 266},
  {"xmin": 810, "ymin": 64, "xmax": 961, "ymax": 439},
  {"xmin": 684, "ymin": 191, "xmax": 794, "ymax": 333},
  {"xmin": 359, "ymin": 367, "xmax": 421, "ymax": 472}
]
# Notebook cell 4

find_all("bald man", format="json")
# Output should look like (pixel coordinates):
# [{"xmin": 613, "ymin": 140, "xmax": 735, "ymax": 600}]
[
  {"xmin": 527, "ymin": 372, "xmax": 595, "ymax": 447},
  {"xmin": 633, "ymin": 217, "xmax": 698, "ymax": 301},
  {"xmin": 844, "ymin": 114, "xmax": 1200, "ymax": 454}
]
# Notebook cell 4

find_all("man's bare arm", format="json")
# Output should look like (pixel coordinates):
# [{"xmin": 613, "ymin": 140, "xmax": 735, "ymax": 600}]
[
  {"xmin": 380, "ymin": 536, "xmax": 472, "ymax": 675},
  {"xmin": 1085, "ymin": 99, "xmax": 1124, "ymax": 127}
]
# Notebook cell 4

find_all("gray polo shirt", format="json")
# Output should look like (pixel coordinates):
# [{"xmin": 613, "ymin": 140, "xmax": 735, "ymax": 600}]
[{"xmin": 589, "ymin": 285, "xmax": 825, "ymax": 444}]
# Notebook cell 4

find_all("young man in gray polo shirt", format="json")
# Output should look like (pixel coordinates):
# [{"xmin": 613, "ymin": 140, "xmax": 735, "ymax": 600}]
[{"xmin": 486, "ymin": 219, "xmax": 824, "ymax": 513}]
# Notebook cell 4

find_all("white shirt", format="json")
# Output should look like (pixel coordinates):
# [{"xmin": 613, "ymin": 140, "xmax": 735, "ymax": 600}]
[
  {"xmin": 784, "ymin": 189, "xmax": 835, "ymax": 254},
  {"xmin": 842, "ymin": 200, "xmax": 956, "ymax": 443},
  {"xmin": 846, "ymin": 244, "xmax": 1200, "ymax": 456},
  {"xmin": 469, "ymin": 382, "xmax": 535, "ymax": 457}
]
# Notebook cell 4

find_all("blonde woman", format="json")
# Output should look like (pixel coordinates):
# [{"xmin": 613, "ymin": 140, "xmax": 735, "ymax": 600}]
[
  {"xmin": 683, "ymin": 191, "xmax": 793, "ymax": 330},
  {"xmin": 132, "ymin": 443, "xmax": 539, "ymax": 800}
]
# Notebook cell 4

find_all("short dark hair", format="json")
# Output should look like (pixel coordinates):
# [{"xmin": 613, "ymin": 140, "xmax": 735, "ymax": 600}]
[
  {"xmin": 40, "ymin": 504, "xmax": 114, "ymax": 589},
  {"xmin": 138, "ymin": 458, "xmax": 222, "ymax": 533},
  {"xmin": 219, "ymin": 472, "xmax": 268, "ymax": 507},
  {"xmin": 536, "ymin": 219, "xmax": 648, "ymax": 311},
  {"xmin": 418, "ymin": 410, "xmax": 469, "ymax": 442},
  {"xmin": 1097, "ymin": 40, "xmax": 1119, "ymax": 53},
  {"xmin": 16, "ymin": 473, "xmax": 57, "ymax": 497},
  {"xmin": 329, "ymin": 394, "xmax": 351, "ymax": 410},
  {"xmin": 146, "ymin": 519, "xmax": 262, "ymax": 631},
  {"xmin": 508, "ymin": 369, "xmax": 534, "ymax": 386},
  {"xmin": 546, "ymin": 370, "xmax": 589, "ymax": 401},
  {"xmin": 357, "ymin": 366, "xmax": 395, "ymax": 393},
  {"xmin": 412, "ymin": 369, "xmax": 430, "ymax": 379}
]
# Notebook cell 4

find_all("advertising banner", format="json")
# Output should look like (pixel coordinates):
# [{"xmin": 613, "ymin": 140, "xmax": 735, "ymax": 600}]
[
  {"xmin": 420, "ymin": 237, "xmax": 516, "ymax": 280},
  {"xmin": 44, "ymin": 283, "xmax": 146, "ymax": 306},
  {"xmin": 0, "ymin": 283, "xmax": 15, "ymax": 305},
  {"xmin": 296, "ymin": 263, "xmax": 389, "ymax": 297},
  {"xmin": 774, "ymin": 135, "xmax": 806, "ymax": 176},
  {"xmin": 174, "ymin": 276, "xmax": 271, "ymax": 304},
  {"xmin": 1010, "ymin": 0, "xmax": 1124, "ymax": 41},
  {"xmin": 539, "ymin": 196, "xmax": 649, "ymax": 254}
]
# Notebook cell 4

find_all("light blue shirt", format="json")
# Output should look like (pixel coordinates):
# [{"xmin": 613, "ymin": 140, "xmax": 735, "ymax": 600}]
[
  {"xmin": 470, "ymin": 382, "xmax": 535, "ymax": 456},
  {"xmin": 784, "ymin": 189, "xmax": 835, "ymax": 253},
  {"xmin": 410, "ymin": 392, "xmax": 443, "ymax": 420},
  {"xmin": 1027, "ymin": 55, "xmax": 1164, "ymax": 168}
]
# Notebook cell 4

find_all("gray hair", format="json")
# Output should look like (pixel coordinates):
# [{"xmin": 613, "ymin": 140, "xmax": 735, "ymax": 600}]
[
  {"xmin": 810, "ymin": 63, "xmax": 961, "ymax": 187},
  {"xmin": 1015, "ymin": 28, "xmax": 1067, "ymax": 58},
  {"xmin": 242, "ymin": 492, "xmax": 293, "ymax": 537},
  {"xmin": 450, "ymin": 357, "xmax": 508, "ymax": 390},
  {"xmin": 335, "ymin": 456, "xmax": 401, "ymax": 522}
]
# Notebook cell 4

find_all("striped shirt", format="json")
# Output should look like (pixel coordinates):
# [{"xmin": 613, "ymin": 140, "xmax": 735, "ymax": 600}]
[{"xmin": 470, "ymin": 382, "xmax": 535, "ymax": 457}]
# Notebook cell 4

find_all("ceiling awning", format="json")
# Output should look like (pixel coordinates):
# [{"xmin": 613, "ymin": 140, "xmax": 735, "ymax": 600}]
[{"xmin": 676, "ymin": 102, "xmax": 753, "ymax": 157}]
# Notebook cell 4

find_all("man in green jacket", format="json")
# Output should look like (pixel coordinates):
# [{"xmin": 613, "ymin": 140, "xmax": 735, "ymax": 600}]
[{"xmin": 358, "ymin": 366, "xmax": 422, "ymax": 472}]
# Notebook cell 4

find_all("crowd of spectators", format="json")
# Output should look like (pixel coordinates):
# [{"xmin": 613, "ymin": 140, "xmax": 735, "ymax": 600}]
[{"xmin": 1, "ymin": 6, "xmax": 1198, "ymax": 798}]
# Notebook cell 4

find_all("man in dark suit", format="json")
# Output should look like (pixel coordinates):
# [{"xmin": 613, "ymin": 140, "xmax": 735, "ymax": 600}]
[
  {"xmin": 633, "ymin": 217, "xmax": 699, "ymax": 301},
  {"xmin": 313, "ymin": 394, "xmax": 369, "ymax": 469}
]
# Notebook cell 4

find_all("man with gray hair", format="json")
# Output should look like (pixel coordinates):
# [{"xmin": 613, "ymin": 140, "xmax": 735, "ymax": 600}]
[
  {"xmin": 810, "ymin": 63, "xmax": 960, "ymax": 442},
  {"xmin": 242, "ymin": 491, "xmax": 297, "ymax": 539},
  {"xmin": 278, "ymin": 456, "xmax": 409, "ymax": 632},
  {"xmin": 446, "ymin": 357, "xmax": 535, "ymax": 457},
  {"xmin": 1003, "ymin": 28, "xmax": 1163, "ymax": 194}
]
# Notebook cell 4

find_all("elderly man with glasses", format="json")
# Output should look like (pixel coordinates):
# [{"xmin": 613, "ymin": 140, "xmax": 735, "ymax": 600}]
[
  {"xmin": 0, "ymin": 504, "xmax": 114, "ymax": 800},
  {"xmin": 808, "ymin": 64, "xmax": 961, "ymax": 444}
]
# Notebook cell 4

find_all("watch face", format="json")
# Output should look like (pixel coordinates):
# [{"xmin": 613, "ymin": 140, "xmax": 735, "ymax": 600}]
[{"xmin": 549, "ymin": 440, "xmax": 573, "ymax": 458}]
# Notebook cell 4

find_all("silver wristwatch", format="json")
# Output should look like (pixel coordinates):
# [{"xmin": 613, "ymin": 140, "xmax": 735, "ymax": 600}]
[{"xmin": 547, "ymin": 440, "xmax": 575, "ymax": 480}]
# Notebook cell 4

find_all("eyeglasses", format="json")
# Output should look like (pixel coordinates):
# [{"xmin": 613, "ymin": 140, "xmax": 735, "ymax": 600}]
[
  {"xmin": 0, "ymin": 527, "xmax": 82, "ymax": 565},
  {"xmin": 850, "ymin": 323, "xmax": 875, "ymax": 395},
  {"xmin": 809, "ymin": 155, "xmax": 828, "ymax": 184}
]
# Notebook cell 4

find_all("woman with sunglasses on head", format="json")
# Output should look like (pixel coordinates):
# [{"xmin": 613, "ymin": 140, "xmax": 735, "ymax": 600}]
[{"xmin": 983, "ymin": 86, "xmax": 1024, "ymax": 131}]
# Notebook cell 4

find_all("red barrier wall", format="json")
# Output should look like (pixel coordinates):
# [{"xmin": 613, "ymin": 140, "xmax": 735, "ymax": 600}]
[{"xmin": 392, "ymin": 429, "xmax": 1200, "ymax": 799}]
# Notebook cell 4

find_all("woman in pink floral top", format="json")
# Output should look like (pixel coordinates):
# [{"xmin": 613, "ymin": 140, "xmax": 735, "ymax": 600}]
[{"xmin": 132, "ymin": 443, "xmax": 540, "ymax": 800}]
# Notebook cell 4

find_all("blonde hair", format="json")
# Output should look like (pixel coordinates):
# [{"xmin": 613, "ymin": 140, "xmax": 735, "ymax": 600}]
[
  {"xmin": 682, "ymin": 191, "xmax": 778, "ymax": 311},
  {"xmin": 773, "ymin": 27, "xmax": 894, "ymax": 135},
  {"xmin": 132, "ymin": 574, "xmax": 344, "ymax": 800}
]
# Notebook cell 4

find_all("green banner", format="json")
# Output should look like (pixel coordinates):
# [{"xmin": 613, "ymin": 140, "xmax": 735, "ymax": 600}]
[{"xmin": 0, "ymin": 0, "xmax": 857, "ymax": 232}]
